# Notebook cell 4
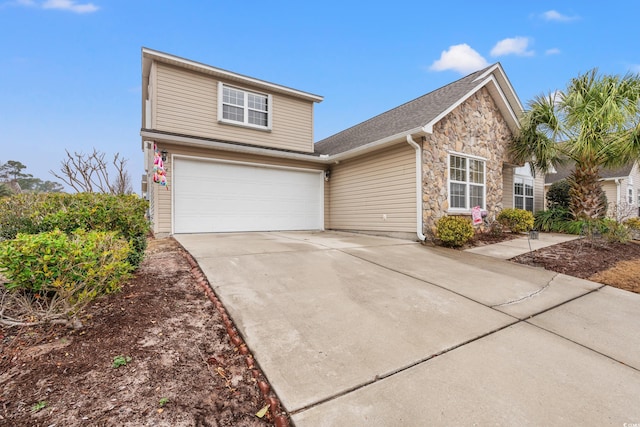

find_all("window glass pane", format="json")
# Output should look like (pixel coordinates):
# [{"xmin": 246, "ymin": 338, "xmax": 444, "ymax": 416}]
[
  {"xmin": 223, "ymin": 104, "xmax": 244, "ymax": 122},
  {"xmin": 248, "ymin": 110, "xmax": 268, "ymax": 126},
  {"xmin": 514, "ymin": 196, "xmax": 524, "ymax": 210},
  {"xmin": 450, "ymin": 156, "xmax": 466, "ymax": 182},
  {"xmin": 470, "ymin": 184, "xmax": 484, "ymax": 208},
  {"xmin": 514, "ymin": 182, "xmax": 524, "ymax": 196},
  {"xmin": 248, "ymin": 93, "xmax": 267, "ymax": 112},
  {"xmin": 223, "ymin": 87, "xmax": 244, "ymax": 106},
  {"xmin": 450, "ymin": 182, "xmax": 466, "ymax": 208},
  {"xmin": 525, "ymin": 181, "xmax": 534, "ymax": 197},
  {"xmin": 469, "ymin": 160, "xmax": 484, "ymax": 184},
  {"xmin": 525, "ymin": 197, "xmax": 534, "ymax": 212}
]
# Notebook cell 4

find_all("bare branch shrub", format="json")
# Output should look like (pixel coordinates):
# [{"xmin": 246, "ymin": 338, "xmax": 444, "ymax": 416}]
[
  {"xmin": 50, "ymin": 148, "xmax": 133, "ymax": 195},
  {"xmin": 610, "ymin": 201, "xmax": 638, "ymax": 222}
]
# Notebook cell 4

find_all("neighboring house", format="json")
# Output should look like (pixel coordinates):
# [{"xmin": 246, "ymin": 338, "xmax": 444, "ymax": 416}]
[
  {"xmin": 141, "ymin": 48, "xmax": 542, "ymax": 240},
  {"xmin": 545, "ymin": 162, "xmax": 640, "ymax": 220}
]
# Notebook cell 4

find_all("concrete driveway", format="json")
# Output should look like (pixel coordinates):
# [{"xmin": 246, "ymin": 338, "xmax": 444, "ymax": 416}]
[{"xmin": 175, "ymin": 231, "xmax": 640, "ymax": 426}]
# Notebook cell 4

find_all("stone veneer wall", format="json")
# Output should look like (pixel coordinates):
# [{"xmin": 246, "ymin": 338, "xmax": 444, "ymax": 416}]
[{"xmin": 422, "ymin": 87, "xmax": 513, "ymax": 239}]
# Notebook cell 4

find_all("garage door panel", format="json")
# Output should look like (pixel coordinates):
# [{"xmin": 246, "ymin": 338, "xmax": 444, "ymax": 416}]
[{"xmin": 174, "ymin": 158, "xmax": 323, "ymax": 233}]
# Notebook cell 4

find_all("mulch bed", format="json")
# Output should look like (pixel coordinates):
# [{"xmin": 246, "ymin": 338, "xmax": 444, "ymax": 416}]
[
  {"xmin": 0, "ymin": 238, "xmax": 281, "ymax": 427},
  {"xmin": 511, "ymin": 238, "xmax": 640, "ymax": 281}
]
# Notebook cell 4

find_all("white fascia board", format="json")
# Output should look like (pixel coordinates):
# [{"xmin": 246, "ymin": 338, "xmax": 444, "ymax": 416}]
[
  {"xmin": 140, "ymin": 130, "xmax": 330, "ymax": 164},
  {"xmin": 141, "ymin": 48, "xmax": 323, "ymax": 103},
  {"xmin": 473, "ymin": 63, "xmax": 524, "ymax": 112},
  {"xmin": 599, "ymin": 176, "xmax": 628, "ymax": 182}
]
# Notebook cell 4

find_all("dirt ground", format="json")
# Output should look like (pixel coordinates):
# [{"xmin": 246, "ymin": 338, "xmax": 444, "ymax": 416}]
[
  {"xmin": 0, "ymin": 238, "xmax": 283, "ymax": 427},
  {"xmin": 1, "ymin": 234, "xmax": 639, "ymax": 427}
]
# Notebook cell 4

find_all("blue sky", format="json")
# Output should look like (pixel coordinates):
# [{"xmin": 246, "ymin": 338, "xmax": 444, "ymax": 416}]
[{"xmin": 1, "ymin": 0, "xmax": 639, "ymax": 191}]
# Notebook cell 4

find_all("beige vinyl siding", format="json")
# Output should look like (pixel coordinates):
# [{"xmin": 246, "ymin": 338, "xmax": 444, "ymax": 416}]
[
  {"xmin": 327, "ymin": 143, "xmax": 416, "ymax": 233},
  {"xmin": 149, "ymin": 143, "xmax": 325, "ymax": 235},
  {"xmin": 502, "ymin": 165, "xmax": 514, "ymax": 211},
  {"xmin": 601, "ymin": 163, "xmax": 640, "ymax": 218},
  {"xmin": 154, "ymin": 63, "xmax": 315, "ymax": 153},
  {"xmin": 504, "ymin": 165, "xmax": 544, "ymax": 213},
  {"xmin": 534, "ymin": 171, "xmax": 545, "ymax": 212},
  {"xmin": 602, "ymin": 181, "xmax": 619, "ymax": 217},
  {"xmin": 149, "ymin": 62, "xmax": 158, "ymax": 129},
  {"xmin": 630, "ymin": 163, "xmax": 640, "ymax": 217}
]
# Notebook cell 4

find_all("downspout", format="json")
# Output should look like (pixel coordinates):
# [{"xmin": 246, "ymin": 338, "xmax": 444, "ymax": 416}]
[
  {"xmin": 615, "ymin": 178, "xmax": 621, "ymax": 219},
  {"xmin": 406, "ymin": 135, "xmax": 426, "ymax": 241}
]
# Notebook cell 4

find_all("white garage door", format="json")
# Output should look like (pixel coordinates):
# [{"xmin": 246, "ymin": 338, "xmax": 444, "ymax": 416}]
[{"xmin": 173, "ymin": 157, "xmax": 324, "ymax": 233}]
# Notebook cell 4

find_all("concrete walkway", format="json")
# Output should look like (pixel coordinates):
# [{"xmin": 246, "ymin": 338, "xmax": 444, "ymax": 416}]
[
  {"xmin": 175, "ymin": 231, "xmax": 640, "ymax": 426},
  {"xmin": 465, "ymin": 232, "xmax": 579, "ymax": 259}
]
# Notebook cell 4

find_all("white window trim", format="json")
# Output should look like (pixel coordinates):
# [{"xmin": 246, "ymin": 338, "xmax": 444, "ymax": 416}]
[
  {"xmin": 217, "ymin": 82, "xmax": 273, "ymax": 131},
  {"xmin": 628, "ymin": 186, "xmax": 634, "ymax": 205},
  {"xmin": 447, "ymin": 153, "xmax": 486, "ymax": 213},
  {"xmin": 514, "ymin": 174, "xmax": 535, "ymax": 212}
]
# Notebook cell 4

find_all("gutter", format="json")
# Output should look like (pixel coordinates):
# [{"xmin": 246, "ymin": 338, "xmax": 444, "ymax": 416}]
[
  {"xmin": 328, "ymin": 126, "xmax": 425, "ymax": 163},
  {"xmin": 141, "ymin": 127, "xmax": 430, "ymax": 166},
  {"xmin": 140, "ymin": 130, "xmax": 330, "ymax": 164},
  {"xmin": 406, "ymin": 135, "xmax": 426, "ymax": 241}
]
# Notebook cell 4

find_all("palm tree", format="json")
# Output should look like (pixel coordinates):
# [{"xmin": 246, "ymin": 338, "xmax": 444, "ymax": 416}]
[
  {"xmin": 0, "ymin": 183, "xmax": 11, "ymax": 198},
  {"xmin": 511, "ymin": 69, "xmax": 640, "ymax": 220}
]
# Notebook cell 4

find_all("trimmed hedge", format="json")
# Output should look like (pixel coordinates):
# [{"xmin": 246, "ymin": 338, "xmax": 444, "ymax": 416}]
[
  {"xmin": 436, "ymin": 216, "xmax": 474, "ymax": 247},
  {"xmin": 497, "ymin": 208, "xmax": 534, "ymax": 233},
  {"xmin": 0, "ymin": 229, "xmax": 133, "ymax": 295},
  {"xmin": 0, "ymin": 229, "xmax": 133, "ymax": 316},
  {"xmin": 0, "ymin": 193, "xmax": 148, "ymax": 267}
]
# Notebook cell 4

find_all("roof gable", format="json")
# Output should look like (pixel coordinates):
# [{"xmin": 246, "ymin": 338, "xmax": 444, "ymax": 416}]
[
  {"xmin": 315, "ymin": 63, "xmax": 523, "ymax": 156},
  {"xmin": 142, "ymin": 48, "xmax": 324, "ymax": 103}
]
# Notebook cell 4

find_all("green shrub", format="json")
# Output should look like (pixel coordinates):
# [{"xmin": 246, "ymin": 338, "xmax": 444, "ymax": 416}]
[
  {"xmin": 624, "ymin": 217, "xmax": 640, "ymax": 230},
  {"xmin": 0, "ymin": 193, "xmax": 148, "ymax": 267},
  {"xmin": 563, "ymin": 218, "xmax": 610, "ymax": 238},
  {"xmin": 534, "ymin": 207, "xmax": 572, "ymax": 232},
  {"xmin": 497, "ymin": 208, "xmax": 534, "ymax": 233},
  {"xmin": 546, "ymin": 180, "xmax": 571, "ymax": 209},
  {"xmin": 435, "ymin": 216, "xmax": 474, "ymax": 247},
  {"xmin": 603, "ymin": 221, "xmax": 631, "ymax": 243},
  {"xmin": 0, "ymin": 229, "xmax": 133, "ymax": 313}
]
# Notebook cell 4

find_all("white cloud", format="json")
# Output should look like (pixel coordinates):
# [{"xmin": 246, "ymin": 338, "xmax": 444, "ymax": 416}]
[
  {"xmin": 490, "ymin": 37, "xmax": 534, "ymax": 57},
  {"xmin": 542, "ymin": 10, "xmax": 579, "ymax": 22},
  {"xmin": 0, "ymin": 0, "xmax": 35, "ymax": 8},
  {"xmin": 429, "ymin": 44, "xmax": 489, "ymax": 74},
  {"xmin": 42, "ymin": 0, "xmax": 98, "ymax": 13},
  {"xmin": 545, "ymin": 48, "xmax": 561, "ymax": 55}
]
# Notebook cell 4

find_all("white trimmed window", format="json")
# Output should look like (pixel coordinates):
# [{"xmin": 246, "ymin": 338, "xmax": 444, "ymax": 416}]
[
  {"xmin": 514, "ymin": 177, "xmax": 534, "ymax": 212},
  {"xmin": 514, "ymin": 163, "xmax": 535, "ymax": 212},
  {"xmin": 448, "ymin": 154, "xmax": 485, "ymax": 210},
  {"xmin": 218, "ymin": 83, "xmax": 272, "ymax": 130},
  {"xmin": 628, "ymin": 187, "xmax": 634, "ymax": 204}
]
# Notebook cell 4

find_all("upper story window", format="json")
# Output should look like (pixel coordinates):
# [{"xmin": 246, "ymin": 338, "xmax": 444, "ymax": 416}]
[
  {"xmin": 628, "ymin": 187, "xmax": 634, "ymax": 204},
  {"xmin": 218, "ymin": 83, "xmax": 272, "ymax": 130},
  {"xmin": 448, "ymin": 153, "xmax": 486, "ymax": 211}
]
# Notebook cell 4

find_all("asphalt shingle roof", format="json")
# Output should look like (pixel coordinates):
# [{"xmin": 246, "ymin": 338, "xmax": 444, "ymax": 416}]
[
  {"xmin": 546, "ymin": 162, "xmax": 636, "ymax": 184},
  {"xmin": 314, "ymin": 64, "xmax": 497, "ymax": 156}
]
